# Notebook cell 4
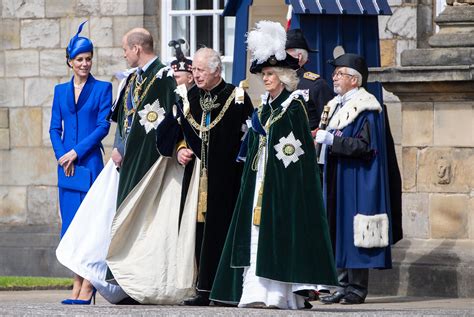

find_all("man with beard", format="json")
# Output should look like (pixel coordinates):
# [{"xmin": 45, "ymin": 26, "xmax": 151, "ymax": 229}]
[{"xmin": 315, "ymin": 53, "xmax": 402, "ymax": 305}]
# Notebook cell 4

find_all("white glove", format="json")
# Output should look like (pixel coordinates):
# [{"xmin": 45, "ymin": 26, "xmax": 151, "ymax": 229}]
[{"xmin": 315, "ymin": 130, "xmax": 334, "ymax": 146}]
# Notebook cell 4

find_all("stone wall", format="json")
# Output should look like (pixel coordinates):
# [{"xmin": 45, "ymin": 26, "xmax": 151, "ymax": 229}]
[
  {"xmin": 0, "ymin": 0, "xmax": 154, "ymax": 229},
  {"xmin": 0, "ymin": 0, "xmax": 165, "ymax": 276}
]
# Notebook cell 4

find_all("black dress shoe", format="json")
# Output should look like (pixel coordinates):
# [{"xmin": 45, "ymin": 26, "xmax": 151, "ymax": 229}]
[
  {"xmin": 116, "ymin": 296, "xmax": 141, "ymax": 305},
  {"xmin": 320, "ymin": 291, "xmax": 345, "ymax": 304},
  {"xmin": 340, "ymin": 292, "xmax": 365, "ymax": 305},
  {"xmin": 183, "ymin": 294, "xmax": 210, "ymax": 306}
]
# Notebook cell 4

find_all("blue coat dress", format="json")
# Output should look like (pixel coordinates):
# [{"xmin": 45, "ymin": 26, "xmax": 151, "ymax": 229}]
[{"xmin": 49, "ymin": 75, "xmax": 111, "ymax": 237}]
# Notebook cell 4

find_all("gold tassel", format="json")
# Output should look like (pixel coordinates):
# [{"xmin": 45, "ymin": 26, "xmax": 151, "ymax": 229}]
[
  {"xmin": 253, "ymin": 184, "xmax": 264, "ymax": 226},
  {"xmin": 197, "ymin": 168, "xmax": 208, "ymax": 223}
]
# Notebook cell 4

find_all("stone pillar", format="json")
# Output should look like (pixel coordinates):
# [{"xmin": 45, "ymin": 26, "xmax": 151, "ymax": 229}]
[{"xmin": 369, "ymin": 5, "xmax": 474, "ymax": 297}]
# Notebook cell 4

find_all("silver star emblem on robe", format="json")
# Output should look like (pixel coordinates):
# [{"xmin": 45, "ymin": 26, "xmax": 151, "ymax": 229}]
[
  {"xmin": 274, "ymin": 132, "xmax": 304, "ymax": 168},
  {"xmin": 138, "ymin": 99, "xmax": 165, "ymax": 133}
]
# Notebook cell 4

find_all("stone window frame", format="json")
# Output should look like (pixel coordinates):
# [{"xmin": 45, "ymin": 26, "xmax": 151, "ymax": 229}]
[{"xmin": 160, "ymin": 0, "xmax": 236, "ymax": 81}]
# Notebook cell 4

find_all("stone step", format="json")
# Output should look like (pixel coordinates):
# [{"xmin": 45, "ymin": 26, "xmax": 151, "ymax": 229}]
[
  {"xmin": 370, "ymin": 238, "xmax": 474, "ymax": 298},
  {"xmin": 401, "ymin": 48, "xmax": 474, "ymax": 67},
  {"xmin": 0, "ymin": 225, "xmax": 69, "ymax": 277}
]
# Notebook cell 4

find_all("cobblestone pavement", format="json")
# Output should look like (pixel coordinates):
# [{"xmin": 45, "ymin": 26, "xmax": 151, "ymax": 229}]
[{"xmin": 0, "ymin": 290, "xmax": 472, "ymax": 316}]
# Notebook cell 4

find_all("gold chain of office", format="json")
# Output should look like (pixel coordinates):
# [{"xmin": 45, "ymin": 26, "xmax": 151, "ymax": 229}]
[
  {"xmin": 185, "ymin": 89, "xmax": 236, "ymax": 133},
  {"xmin": 122, "ymin": 73, "xmax": 158, "ymax": 130}
]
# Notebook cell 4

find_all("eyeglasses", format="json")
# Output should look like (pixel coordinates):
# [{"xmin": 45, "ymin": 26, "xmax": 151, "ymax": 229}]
[{"xmin": 332, "ymin": 71, "xmax": 354, "ymax": 79}]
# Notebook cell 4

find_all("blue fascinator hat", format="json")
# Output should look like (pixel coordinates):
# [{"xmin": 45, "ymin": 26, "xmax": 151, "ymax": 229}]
[{"xmin": 66, "ymin": 21, "xmax": 93, "ymax": 60}]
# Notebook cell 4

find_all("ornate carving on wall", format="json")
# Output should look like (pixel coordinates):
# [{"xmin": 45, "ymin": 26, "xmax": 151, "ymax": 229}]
[{"xmin": 436, "ymin": 158, "xmax": 452, "ymax": 184}]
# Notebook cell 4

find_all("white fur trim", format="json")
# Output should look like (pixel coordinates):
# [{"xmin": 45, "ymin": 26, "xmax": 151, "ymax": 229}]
[
  {"xmin": 327, "ymin": 88, "xmax": 382, "ymax": 130},
  {"xmin": 156, "ymin": 66, "xmax": 173, "ymax": 79},
  {"xmin": 353, "ymin": 213, "xmax": 389, "ymax": 248},
  {"xmin": 115, "ymin": 67, "xmax": 137, "ymax": 81},
  {"xmin": 281, "ymin": 89, "xmax": 309, "ymax": 110}
]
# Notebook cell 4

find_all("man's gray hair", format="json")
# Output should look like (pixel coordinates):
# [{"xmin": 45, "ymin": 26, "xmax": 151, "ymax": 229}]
[
  {"xmin": 194, "ymin": 47, "xmax": 222, "ymax": 74},
  {"xmin": 291, "ymin": 48, "xmax": 308, "ymax": 65},
  {"xmin": 346, "ymin": 67, "xmax": 363, "ymax": 87},
  {"xmin": 260, "ymin": 67, "xmax": 300, "ymax": 92}
]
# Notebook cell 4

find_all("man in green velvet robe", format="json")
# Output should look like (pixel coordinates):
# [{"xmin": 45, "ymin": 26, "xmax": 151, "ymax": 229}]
[{"xmin": 110, "ymin": 28, "xmax": 176, "ymax": 207}]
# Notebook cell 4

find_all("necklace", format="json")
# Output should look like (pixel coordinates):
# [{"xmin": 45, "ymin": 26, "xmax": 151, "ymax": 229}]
[{"xmin": 74, "ymin": 82, "xmax": 86, "ymax": 90}]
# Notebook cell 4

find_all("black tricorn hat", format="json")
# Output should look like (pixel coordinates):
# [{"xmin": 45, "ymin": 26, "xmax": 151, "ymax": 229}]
[
  {"xmin": 328, "ymin": 53, "xmax": 368, "ymax": 87},
  {"xmin": 285, "ymin": 29, "xmax": 317, "ymax": 52},
  {"xmin": 169, "ymin": 39, "xmax": 192, "ymax": 73},
  {"xmin": 249, "ymin": 53, "xmax": 300, "ymax": 74}
]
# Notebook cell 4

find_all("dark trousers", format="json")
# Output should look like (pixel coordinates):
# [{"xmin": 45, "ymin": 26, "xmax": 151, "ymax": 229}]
[{"xmin": 337, "ymin": 268, "xmax": 369, "ymax": 299}]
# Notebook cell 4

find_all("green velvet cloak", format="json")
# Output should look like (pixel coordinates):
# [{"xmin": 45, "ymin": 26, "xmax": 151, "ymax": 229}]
[
  {"xmin": 210, "ymin": 89, "xmax": 337, "ymax": 304},
  {"xmin": 116, "ymin": 59, "xmax": 176, "ymax": 206}
]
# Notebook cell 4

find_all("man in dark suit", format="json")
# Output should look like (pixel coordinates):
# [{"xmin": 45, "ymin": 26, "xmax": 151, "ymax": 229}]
[{"xmin": 285, "ymin": 29, "xmax": 333, "ymax": 130}]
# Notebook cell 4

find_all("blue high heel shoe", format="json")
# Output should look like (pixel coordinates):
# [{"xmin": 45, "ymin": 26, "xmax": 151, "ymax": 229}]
[
  {"xmin": 61, "ymin": 298, "xmax": 75, "ymax": 305},
  {"xmin": 72, "ymin": 288, "xmax": 97, "ymax": 305}
]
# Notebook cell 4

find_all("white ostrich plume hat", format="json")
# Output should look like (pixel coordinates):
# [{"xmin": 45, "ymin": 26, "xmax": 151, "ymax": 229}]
[{"xmin": 247, "ymin": 20, "xmax": 287, "ymax": 64}]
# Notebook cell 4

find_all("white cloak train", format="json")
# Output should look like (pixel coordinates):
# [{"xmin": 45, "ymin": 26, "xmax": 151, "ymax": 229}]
[
  {"xmin": 106, "ymin": 155, "xmax": 198, "ymax": 304},
  {"xmin": 56, "ymin": 159, "xmax": 128, "ymax": 304},
  {"xmin": 57, "ymin": 156, "xmax": 199, "ymax": 304}
]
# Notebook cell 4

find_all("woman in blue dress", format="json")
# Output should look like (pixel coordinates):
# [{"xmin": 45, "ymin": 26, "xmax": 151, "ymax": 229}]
[{"xmin": 49, "ymin": 21, "xmax": 111, "ymax": 304}]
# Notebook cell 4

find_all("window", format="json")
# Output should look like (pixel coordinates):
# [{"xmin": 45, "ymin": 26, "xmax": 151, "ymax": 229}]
[
  {"xmin": 435, "ymin": 0, "xmax": 447, "ymax": 32},
  {"xmin": 160, "ymin": 0, "xmax": 236, "ymax": 81}
]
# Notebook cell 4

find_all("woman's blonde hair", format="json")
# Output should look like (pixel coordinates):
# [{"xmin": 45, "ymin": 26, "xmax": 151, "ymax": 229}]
[{"xmin": 260, "ymin": 67, "xmax": 299, "ymax": 92}]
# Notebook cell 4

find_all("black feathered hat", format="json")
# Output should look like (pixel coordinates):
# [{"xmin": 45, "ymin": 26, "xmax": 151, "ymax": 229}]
[
  {"xmin": 247, "ymin": 21, "xmax": 300, "ymax": 74},
  {"xmin": 169, "ymin": 39, "xmax": 192, "ymax": 73}
]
